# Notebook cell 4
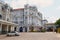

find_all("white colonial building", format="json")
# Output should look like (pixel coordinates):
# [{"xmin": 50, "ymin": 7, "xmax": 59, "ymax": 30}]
[
  {"xmin": 24, "ymin": 4, "xmax": 43, "ymax": 31},
  {"xmin": 42, "ymin": 19, "xmax": 48, "ymax": 28},
  {"xmin": 11, "ymin": 4, "xmax": 43, "ymax": 32},
  {"xmin": 11, "ymin": 8, "xmax": 24, "ymax": 32},
  {"xmin": 45, "ymin": 23, "xmax": 56, "ymax": 32},
  {"xmin": 0, "ymin": 1, "xmax": 18, "ymax": 34}
]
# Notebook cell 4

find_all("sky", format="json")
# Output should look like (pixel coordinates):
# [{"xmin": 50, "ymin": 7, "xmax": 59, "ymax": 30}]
[{"xmin": 3, "ymin": 0, "xmax": 60, "ymax": 23}]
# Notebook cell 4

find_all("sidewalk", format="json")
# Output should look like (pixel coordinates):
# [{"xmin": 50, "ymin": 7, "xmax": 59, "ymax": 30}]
[
  {"xmin": 0, "ymin": 32, "xmax": 60, "ymax": 40},
  {"xmin": 0, "ymin": 35, "xmax": 7, "ymax": 39},
  {"xmin": 56, "ymin": 33, "xmax": 60, "ymax": 38}
]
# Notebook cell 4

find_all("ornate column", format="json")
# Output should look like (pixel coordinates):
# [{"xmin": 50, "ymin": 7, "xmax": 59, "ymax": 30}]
[
  {"xmin": 0, "ymin": 23, "xmax": 2, "ymax": 34},
  {"xmin": 7, "ymin": 25, "xmax": 9, "ymax": 33}
]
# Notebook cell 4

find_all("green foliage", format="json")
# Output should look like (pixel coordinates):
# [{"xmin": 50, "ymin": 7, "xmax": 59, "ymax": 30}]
[
  {"xmin": 30, "ymin": 26, "xmax": 34, "ymax": 32},
  {"xmin": 41, "ymin": 29, "xmax": 46, "ymax": 32},
  {"xmin": 55, "ymin": 18, "xmax": 60, "ymax": 26}
]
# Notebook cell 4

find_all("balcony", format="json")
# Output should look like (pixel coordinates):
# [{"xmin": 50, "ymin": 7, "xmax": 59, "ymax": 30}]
[{"xmin": 2, "ymin": 4, "xmax": 8, "ymax": 12}]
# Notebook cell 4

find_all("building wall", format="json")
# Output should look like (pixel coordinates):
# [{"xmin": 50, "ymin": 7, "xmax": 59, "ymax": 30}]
[
  {"xmin": 0, "ymin": 1, "xmax": 12, "ymax": 22},
  {"xmin": 11, "ymin": 8, "xmax": 24, "ymax": 31},
  {"xmin": 24, "ymin": 4, "xmax": 42, "ymax": 26},
  {"xmin": 24, "ymin": 4, "xmax": 43, "ymax": 31},
  {"xmin": 11, "ymin": 4, "xmax": 43, "ymax": 32},
  {"xmin": 42, "ymin": 20, "xmax": 48, "ymax": 28},
  {"xmin": 0, "ymin": 1, "xmax": 17, "ymax": 34},
  {"xmin": 45, "ymin": 23, "xmax": 56, "ymax": 32},
  {"xmin": 45, "ymin": 23, "xmax": 56, "ymax": 29}
]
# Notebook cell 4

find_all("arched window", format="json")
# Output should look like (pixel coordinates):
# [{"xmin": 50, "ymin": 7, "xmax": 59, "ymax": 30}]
[{"xmin": 0, "ymin": 14, "xmax": 2, "ymax": 19}]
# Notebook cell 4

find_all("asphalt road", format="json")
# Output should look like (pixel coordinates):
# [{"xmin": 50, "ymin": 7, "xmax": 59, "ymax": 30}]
[{"xmin": 0, "ymin": 32, "xmax": 60, "ymax": 40}]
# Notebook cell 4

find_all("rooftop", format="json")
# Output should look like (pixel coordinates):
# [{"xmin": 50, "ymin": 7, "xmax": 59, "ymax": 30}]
[
  {"xmin": 45, "ymin": 23, "xmax": 55, "ymax": 25},
  {"xmin": 13, "ymin": 8, "xmax": 24, "ymax": 11}
]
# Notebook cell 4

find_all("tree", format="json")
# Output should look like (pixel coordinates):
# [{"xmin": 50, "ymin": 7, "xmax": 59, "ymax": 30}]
[
  {"xmin": 55, "ymin": 19, "xmax": 60, "ymax": 33},
  {"xmin": 55, "ymin": 19, "xmax": 60, "ymax": 25}
]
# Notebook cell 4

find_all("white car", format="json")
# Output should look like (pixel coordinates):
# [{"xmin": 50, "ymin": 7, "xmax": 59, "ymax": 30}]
[{"xmin": 6, "ymin": 31, "xmax": 19, "ymax": 36}]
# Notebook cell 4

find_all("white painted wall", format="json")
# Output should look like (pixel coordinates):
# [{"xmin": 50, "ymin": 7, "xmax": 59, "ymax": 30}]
[{"xmin": 24, "ymin": 5, "xmax": 42, "ymax": 27}]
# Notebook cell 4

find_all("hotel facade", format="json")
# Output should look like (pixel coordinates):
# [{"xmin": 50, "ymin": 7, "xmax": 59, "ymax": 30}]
[
  {"xmin": 0, "ymin": 1, "xmax": 18, "ymax": 34},
  {"xmin": 11, "ymin": 4, "xmax": 43, "ymax": 32}
]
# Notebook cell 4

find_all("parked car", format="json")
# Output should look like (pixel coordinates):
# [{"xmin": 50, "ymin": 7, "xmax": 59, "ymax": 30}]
[{"xmin": 6, "ymin": 31, "xmax": 19, "ymax": 36}]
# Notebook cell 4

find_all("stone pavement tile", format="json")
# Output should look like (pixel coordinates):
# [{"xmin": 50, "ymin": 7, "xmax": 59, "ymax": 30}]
[{"xmin": 0, "ymin": 32, "xmax": 60, "ymax": 40}]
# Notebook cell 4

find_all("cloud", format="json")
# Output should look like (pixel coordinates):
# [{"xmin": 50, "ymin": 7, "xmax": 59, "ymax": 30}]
[
  {"xmin": 4, "ymin": 0, "xmax": 54, "ymax": 8},
  {"xmin": 4, "ymin": 0, "xmax": 26, "ymax": 8},
  {"xmin": 56, "ymin": 6, "xmax": 60, "ymax": 10},
  {"xmin": 29, "ymin": 0, "xmax": 54, "ymax": 7},
  {"xmin": 46, "ymin": 16, "xmax": 59, "ymax": 23}
]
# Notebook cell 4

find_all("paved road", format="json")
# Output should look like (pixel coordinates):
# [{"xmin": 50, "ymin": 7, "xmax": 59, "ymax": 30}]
[{"xmin": 0, "ymin": 32, "xmax": 60, "ymax": 40}]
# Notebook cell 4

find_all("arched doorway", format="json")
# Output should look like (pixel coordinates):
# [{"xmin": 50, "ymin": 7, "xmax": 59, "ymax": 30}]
[
  {"xmin": 19, "ymin": 27, "xmax": 23, "ymax": 32},
  {"xmin": 14, "ymin": 27, "xmax": 16, "ymax": 31}
]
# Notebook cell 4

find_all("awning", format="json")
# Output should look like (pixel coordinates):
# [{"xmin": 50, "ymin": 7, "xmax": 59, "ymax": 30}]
[{"xmin": 0, "ymin": 20, "xmax": 18, "ymax": 26}]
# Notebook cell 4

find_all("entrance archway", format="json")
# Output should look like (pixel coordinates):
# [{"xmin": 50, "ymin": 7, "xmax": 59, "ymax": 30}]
[
  {"xmin": 14, "ymin": 27, "xmax": 17, "ymax": 31},
  {"xmin": 19, "ymin": 27, "xmax": 23, "ymax": 32}
]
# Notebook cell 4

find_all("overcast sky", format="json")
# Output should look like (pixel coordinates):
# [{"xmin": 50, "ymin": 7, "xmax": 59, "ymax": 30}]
[{"xmin": 4, "ymin": 0, "xmax": 60, "ymax": 23}]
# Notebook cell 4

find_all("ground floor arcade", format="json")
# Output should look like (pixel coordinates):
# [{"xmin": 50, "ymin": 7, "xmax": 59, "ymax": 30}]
[
  {"xmin": 19, "ymin": 25, "xmax": 42, "ymax": 32},
  {"xmin": 0, "ymin": 20, "xmax": 18, "ymax": 34}
]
